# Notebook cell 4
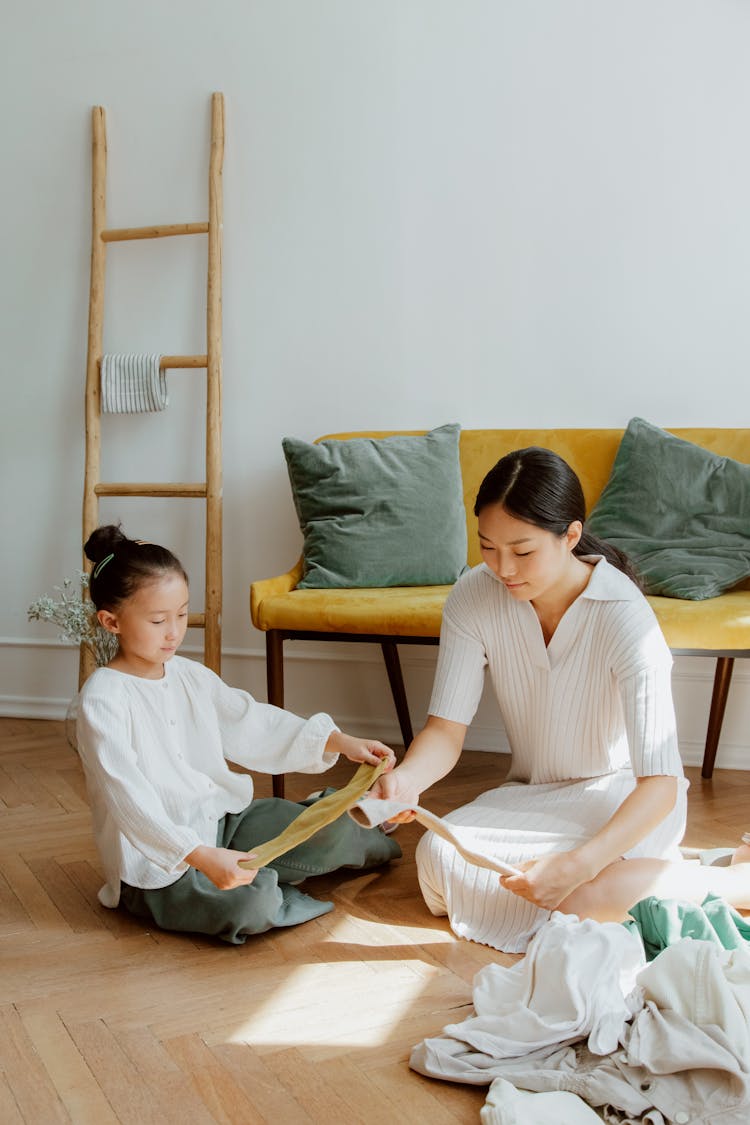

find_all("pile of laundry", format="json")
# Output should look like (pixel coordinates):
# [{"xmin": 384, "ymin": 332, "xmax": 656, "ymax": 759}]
[{"xmin": 410, "ymin": 910, "xmax": 750, "ymax": 1124}]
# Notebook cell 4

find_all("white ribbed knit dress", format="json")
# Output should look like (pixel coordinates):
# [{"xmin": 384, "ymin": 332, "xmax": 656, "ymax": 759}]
[{"xmin": 416, "ymin": 557, "xmax": 688, "ymax": 953}]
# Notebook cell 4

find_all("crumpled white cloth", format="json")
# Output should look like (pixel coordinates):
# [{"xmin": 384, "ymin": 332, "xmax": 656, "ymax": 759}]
[
  {"xmin": 350, "ymin": 797, "xmax": 521, "ymax": 876},
  {"xmin": 634, "ymin": 939, "xmax": 750, "ymax": 1072},
  {"xmin": 412, "ymin": 911, "xmax": 645, "ymax": 1078},
  {"xmin": 412, "ymin": 927, "xmax": 750, "ymax": 1125},
  {"xmin": 481, "ymin": 1077, "xmax": 603, "ymax": 1124}
]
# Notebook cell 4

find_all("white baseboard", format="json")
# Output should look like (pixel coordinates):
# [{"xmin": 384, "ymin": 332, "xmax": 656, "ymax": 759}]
[{"xmin": 0, "ymin": 695, "xmax": 73, "ymax": 720}]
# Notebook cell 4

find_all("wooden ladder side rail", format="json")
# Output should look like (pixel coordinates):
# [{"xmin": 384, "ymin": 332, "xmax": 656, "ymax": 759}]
[
  {"xmin": 205, "ymin": 91, "xmax": 224, "ymax": 677},
  {"xmin": 80, "ymin": 105, "xmax": 107, "ymax": 687},
  {"xmin": 81, "ymin": 93, "xmax": 224, "ymax": 684}
]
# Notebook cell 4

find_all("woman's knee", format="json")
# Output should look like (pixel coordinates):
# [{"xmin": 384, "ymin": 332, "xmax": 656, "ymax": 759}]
[
  {"xmin": 415, "ymin": 829, "xmax": 437, "ymax": 873},
  {"xmin": 415, "ymin": 832, "xmax": 449, "ymax": 914}
]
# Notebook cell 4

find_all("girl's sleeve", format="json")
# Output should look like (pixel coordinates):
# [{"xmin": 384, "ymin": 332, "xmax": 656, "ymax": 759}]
[
  {"xmin": 77, "ymin": 690, "xmax": 202, "ymax": 872},
  {"xmin": 428, "ymin": 581, "xmax": 488, "ymax": 726},
  {"xmin": 204, "ymin": 669, "xmax": 339, "ymax": 775}
]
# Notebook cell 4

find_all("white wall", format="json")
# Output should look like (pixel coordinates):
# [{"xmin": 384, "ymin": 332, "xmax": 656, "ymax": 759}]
[{"xmin": 3, "ymin": 1, "xmax": 750, "ymax": 767}]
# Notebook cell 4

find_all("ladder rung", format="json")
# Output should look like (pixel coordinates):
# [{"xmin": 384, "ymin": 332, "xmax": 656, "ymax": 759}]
[
  {"xmin": 188, "ymin": 613, "xmax": 206, "ymax": 629},
  {"xmin": 95, "ymin": 482, "xmax": 207, "ymax": 498},
  {"xmin": 101, "ymin": 222, "xmax": 209, "ymax": 243},
  {"xmin": 96, "ymin": 355, "xmax": 208, "ymax": 370},
  {"xmin": 161, "ymin": 355, "xmax": 208, "ymax": 369}
]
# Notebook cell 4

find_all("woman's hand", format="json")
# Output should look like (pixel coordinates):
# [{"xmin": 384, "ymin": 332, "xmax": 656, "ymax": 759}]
[
  {"xmin": 186, "ymin": 845, "xmax": 258, "ymax": 890},
  {"xmin": 366, "ymin": 764, "xmax": 422, "ymax": 823},
  {"xmin": 326, "ymin": 731, "xmax": 397, "ymax": 771},
  {"xmin": 499, "ymin": 849, "xmax": 592, "ymax": 911},
  {"xmin": 363, "ymin": 714, "xmax": 467, "ymax": 825}
]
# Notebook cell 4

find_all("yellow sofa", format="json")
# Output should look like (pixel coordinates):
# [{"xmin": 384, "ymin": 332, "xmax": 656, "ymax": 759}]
[{"xmin": 251, "ymin": 428, "xmax": 750, "ymax": 793}]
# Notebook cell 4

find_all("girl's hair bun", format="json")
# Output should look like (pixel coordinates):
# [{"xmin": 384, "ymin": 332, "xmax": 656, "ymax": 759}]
[
  {"xmin": 83, "ymin": 523, "xmax": 188, "ymax": 611},
  {"xmin": 84, "ymin": 524, "xmax": 128, "ymax": 564}
]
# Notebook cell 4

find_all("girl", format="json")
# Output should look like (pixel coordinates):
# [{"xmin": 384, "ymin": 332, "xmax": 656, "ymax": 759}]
[
  {"xmin": 370, "ymin": 447, "xmax": 750, "ymax": 952},
  {"xmin": 76, "ymin": 525, "xmax": 400, "ymax": 944}
]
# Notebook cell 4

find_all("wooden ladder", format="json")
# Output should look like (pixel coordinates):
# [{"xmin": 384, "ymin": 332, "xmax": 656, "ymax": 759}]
[{"xmin": 81, "ymin": 92, "xmax": 225, "ymax": 685}]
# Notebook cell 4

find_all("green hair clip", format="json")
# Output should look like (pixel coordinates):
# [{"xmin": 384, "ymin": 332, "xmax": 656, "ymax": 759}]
[{"xmin": 92, "ymin": 553, "xmax": 115, "ymax": 579}]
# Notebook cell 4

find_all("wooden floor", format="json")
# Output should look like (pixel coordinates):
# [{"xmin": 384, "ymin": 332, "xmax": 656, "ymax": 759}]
[{"xmin": 1, "ymin": 719, "xmax": 748, "ymax": 1125}]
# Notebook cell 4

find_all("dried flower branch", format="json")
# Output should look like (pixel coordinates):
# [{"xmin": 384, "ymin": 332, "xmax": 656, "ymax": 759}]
[{"xmin": 28, "ymin": 572, "xmax": 118, "ymax": 667}]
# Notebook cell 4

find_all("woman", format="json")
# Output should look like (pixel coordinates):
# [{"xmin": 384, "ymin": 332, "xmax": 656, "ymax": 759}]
[{"xmin": 370, "ymin": 446, "xmax": 691, "ymax": 952}]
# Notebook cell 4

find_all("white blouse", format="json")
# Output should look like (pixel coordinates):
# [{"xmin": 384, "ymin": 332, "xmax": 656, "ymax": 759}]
[
  {"xmin": 76, "ymin": 655, "xmax": 338, "ymax": 905},
  {"xmin": 429, "ymin": 557, "xmax": 684, "ymax": 784}
]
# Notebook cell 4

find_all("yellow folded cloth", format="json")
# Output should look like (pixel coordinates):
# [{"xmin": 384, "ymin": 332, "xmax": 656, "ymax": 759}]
[{"xmin": 238, "ymin": 759, "xmax": 389, "ymax": 869}]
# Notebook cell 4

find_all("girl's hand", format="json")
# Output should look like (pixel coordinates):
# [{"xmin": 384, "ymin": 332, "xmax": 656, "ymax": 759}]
[
  {"xmin": 326, "ymin": 731, "xmax": 397, "ymax": 772},
  {"xmin": 499, "ymin": 850, "xmax": 590, "ymax": 911},
  {"xmin": 186, "ymin": 845, "xmax": 258, "ymax": 890},
  {"xmin": 366, "ymin": 764, "xmax": 422, "ymax": 823}
]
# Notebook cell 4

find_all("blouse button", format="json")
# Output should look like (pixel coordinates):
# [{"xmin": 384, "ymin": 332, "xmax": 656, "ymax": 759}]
[{"xmin": 674, "ymin": 1115, "xmax": 689, "ymax": 1125}]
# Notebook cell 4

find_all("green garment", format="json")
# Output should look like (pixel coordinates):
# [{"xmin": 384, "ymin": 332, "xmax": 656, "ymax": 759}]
[
  {"xmin": 120, "ymin": 791, "xmax": 401, "ymax": 945},
  {"xmin": 623, "ymin": 893, "xmax": 750, "ymax": 961}
]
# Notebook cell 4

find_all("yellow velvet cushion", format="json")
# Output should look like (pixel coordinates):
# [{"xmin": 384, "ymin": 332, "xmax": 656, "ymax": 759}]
[
  {"xmin": 251, "ymin": 577, "xmax": 450, "ymax": 637},
  {"xmin": 646, "ymin": 591, "xmax": 750, "ymax": 652}
]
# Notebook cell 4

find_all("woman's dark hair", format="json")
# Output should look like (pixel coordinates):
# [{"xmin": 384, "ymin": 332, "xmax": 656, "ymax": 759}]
[
  {"xmin": 84, "ymin": 524, "xmax": 188, "ymax": 610},
  {"xmin": 474, "ymin": 447, "xmax": 641, "ymax": 585}
]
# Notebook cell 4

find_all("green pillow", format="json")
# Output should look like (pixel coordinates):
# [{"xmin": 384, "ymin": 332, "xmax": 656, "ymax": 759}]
[
  {"xmin": 588, "ymin": 417, "xmax": 750, "ymax": 600},
  {"xmin": 282, "ymin": 424, "xmax": 467, "ymax": 589}
]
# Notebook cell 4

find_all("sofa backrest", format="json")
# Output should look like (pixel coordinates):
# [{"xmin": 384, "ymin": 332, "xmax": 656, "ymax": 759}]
[{"xmin": 320, "ymin": 428, "xmax": 750, "ymax": 569}]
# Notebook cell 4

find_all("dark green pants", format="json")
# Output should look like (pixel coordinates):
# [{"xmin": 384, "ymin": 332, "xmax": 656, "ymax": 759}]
[{"xmin": 120, "ymin": 793, "xmax": 401, "ymax": 944}]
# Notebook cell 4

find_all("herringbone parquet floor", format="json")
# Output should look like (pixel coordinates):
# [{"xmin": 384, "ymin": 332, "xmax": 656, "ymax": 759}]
[{"xmin": 1, "ymin": 717, "xmax": 747, "ymax": 1123}]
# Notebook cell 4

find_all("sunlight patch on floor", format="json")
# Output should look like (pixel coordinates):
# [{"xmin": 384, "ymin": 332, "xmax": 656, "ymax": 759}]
[
  {"xmin": 218, "ymin": 913, "xmax": 460, "ymax": 1049},
  {"xmin": 318, "ymin": 912, "xmax": 455, "ymax": 946},
  {"xmin": 221, "ymin": 961, "xmax": 444, "ymax": 1048}
]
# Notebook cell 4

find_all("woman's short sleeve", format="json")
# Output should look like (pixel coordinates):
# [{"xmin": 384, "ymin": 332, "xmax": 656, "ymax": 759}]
[
  {"xmin": 618, "ymin": 663, "xmax": 683, "ymax": 778},
  {"xmin": 607, "ymin": 598, "xmax": 683, "ymax": 778},
  {"xmin": 428, "ymin": 581, "xmax": 488, "ymax": 726}
]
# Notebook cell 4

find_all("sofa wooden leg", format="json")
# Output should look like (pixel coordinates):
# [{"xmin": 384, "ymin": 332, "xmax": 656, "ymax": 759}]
[
  {"xmin": 381, "ymin": 641, "xmax": 414, "ymax": 750},
  {"xmin": 702, "ymin": 656, "xmax": 735, "ymax": 780},
  {"xmin": 266, "ymin": 631, "xmax": 286, "ymax": 799}
]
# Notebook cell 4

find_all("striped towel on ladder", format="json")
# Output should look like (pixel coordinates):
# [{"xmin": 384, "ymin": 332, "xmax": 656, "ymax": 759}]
[{"xmin": 100, "ymin": 354, "xmax": 167, "ymax": 413}]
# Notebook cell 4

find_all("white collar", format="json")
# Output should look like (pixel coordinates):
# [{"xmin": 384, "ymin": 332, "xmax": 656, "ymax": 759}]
[
  {"xmin": 578, "ymin": 556, "xmax": 642, "ymax": 602},
  {"xmin": 481, "ymin": 555, "xmax": 641, "ymax": 603}
]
